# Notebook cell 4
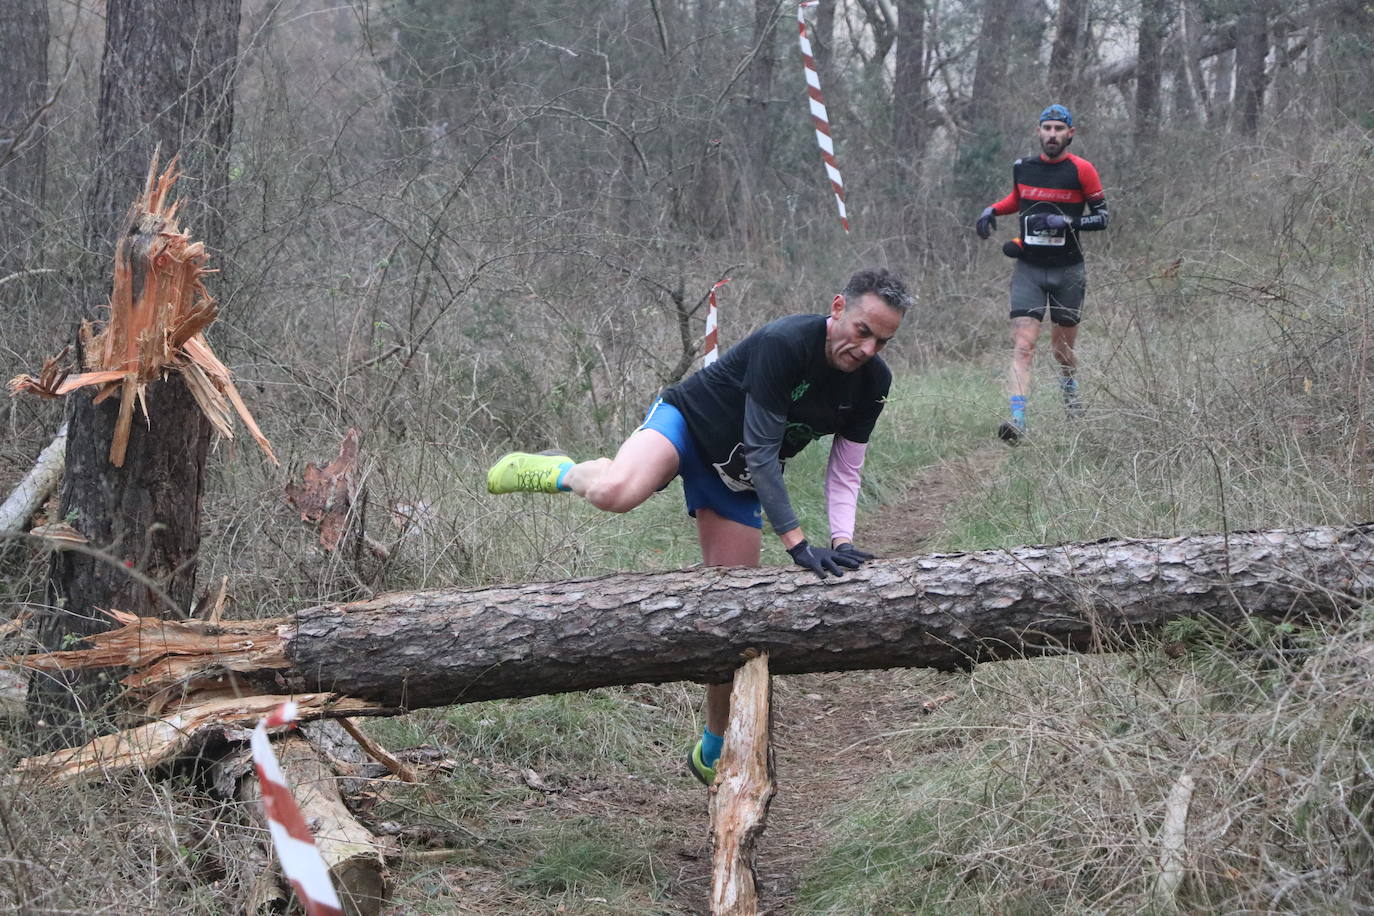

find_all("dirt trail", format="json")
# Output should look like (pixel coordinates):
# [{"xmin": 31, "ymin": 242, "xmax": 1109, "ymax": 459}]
[
  {"xmin": 663, "ymin": 444, "xmax": 1008, "ymax": 913},
  {"xmin": 412, "ymin": 445, "xmax": 1008, "ymax": 915}
]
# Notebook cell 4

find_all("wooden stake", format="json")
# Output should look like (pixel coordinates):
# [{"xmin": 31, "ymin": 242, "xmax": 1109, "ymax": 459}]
[{"xmin": 710, "ymin": 651, "xmax": 775, "ymax": 915}]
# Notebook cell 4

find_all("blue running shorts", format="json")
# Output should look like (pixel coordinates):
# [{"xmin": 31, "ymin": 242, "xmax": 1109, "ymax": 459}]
[{"xmin": 638, "ymin": 399, "xmax": 763, "ymax": 529}]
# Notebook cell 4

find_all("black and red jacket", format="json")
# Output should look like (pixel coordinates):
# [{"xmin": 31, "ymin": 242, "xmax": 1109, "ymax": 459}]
[{"xmin": 990, "ymin": 152, "xmax": 1108, "ymax": 267}]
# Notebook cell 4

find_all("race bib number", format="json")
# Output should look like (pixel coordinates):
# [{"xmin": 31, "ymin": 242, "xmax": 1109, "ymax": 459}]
[
  {"xmin": 712, "ymin": 443, "xmax": 756, "ymax": 492},
  {"xmin": 1024, "ymin": 228, "xmax": 1066, "ymax": 247}
]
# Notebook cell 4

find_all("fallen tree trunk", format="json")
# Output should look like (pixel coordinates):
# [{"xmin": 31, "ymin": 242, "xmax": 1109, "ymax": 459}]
[
  {"xmin": 0, "ymin": 421, "xmax": 66, "ymax": 534},
  {"xmin": 16, "ymin": 524, "xmax": 1373, "ymax": 712}
]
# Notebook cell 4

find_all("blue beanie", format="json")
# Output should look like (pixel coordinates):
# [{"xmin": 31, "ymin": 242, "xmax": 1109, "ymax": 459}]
[{"xmin": 1039, "ymin": 104, "xmax": 1072, "ymax": 126}]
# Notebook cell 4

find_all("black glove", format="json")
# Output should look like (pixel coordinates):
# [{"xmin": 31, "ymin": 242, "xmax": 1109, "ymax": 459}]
[
  {"xmin": 1025, "ymin": 212, "xmax": 1070, "ymax": 233},
  {"xmin": 833, "ymin": 541, "xmax": 876, "ymax": 561},
  {"xmin": 975, "ymin": 206, "xmax": 997, "ymax": 240},
  {"xmin": 787, "ymin": 539, "xmax": 863, "ymax": 578},
  {"xmin": 1002, "ymin": 239, "xmax": 1024, "ymax": 259}
]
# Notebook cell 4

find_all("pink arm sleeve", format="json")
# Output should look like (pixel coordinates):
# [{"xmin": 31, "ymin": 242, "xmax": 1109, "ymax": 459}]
[{"xmin": 824, "ymin": 436, "xmax": 867, "ymax": 543}]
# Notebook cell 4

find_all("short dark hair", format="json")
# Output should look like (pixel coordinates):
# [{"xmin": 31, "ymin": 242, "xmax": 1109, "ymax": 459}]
[{"xmin": 842, "ymin": 268, "xmax": 913, "ymax": 314}]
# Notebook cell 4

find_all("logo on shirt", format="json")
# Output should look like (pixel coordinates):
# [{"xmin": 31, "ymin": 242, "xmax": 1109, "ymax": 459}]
[{"xmin": 790, "ymin": 381, "xmax": 811, "ymax": 401}]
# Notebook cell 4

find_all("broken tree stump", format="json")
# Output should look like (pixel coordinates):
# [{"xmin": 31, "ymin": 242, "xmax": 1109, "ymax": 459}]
[{"xmin": 710, "ymin": 652, "xmax": 775, "ymax": 916}]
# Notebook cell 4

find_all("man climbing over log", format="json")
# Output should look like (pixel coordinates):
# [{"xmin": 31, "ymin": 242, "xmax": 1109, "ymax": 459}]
[{"xmin": 485, "ymin": 267, "xmax": 912, "ymax": 786}]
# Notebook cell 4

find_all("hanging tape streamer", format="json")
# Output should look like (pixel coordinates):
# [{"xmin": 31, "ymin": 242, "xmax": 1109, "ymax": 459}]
[
  {"xmin": 251, "ymin": 702, "xmax": 346, "ymax": 916},
  {"xmin": 798, "ymin": 1, "xmax": 849, "ymax": 232},
  {"xmin": 704, "ymin": 278, "xmax": 730, "ymax": 366}
]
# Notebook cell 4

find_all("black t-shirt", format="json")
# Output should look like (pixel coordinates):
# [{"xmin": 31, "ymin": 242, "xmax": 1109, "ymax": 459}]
[{"xmin": 662, "ymin": 313, "xmax": 890, "ymax": 534}]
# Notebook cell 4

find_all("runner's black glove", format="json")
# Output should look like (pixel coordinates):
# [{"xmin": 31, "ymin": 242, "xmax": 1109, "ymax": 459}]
[
  {"xmin": 787, "ymin": 539, "xmax": 862, "ymax": 578},
  {"xmin": 1026, "ymin": 213, "xmax": 1070, "ymax": 232},
  {"xmin": 975, "ymin": 206, "xmax": 997, "ymax": 240},
  {"xmin": 833, "ymin": 541, "xmax": 876, "ymax": 561}
]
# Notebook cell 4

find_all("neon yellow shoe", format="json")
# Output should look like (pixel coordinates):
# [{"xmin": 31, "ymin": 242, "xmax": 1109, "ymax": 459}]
[
  {"xmin": 687, "ymin": 739, "xmax": 717, "ymax": 786},
  {"xmin": 486, "ymin": 451, "xmax": 572, "ymax": 494}
]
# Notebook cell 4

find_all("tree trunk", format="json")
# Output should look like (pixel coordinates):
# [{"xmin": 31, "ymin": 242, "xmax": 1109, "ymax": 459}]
[
  {"xmin": 1234, "ymin": 1, "xmax": 1272, "ymax": 136},
  {"xmin": 956, "ymin": 0, "xmax": 1015, "ymax": 208},
  {"xmin": 24, "ymin": 524, "xmax": 1374, "ymax": 714},
  {"xmin": 892, "ymin": 0, "xmax": 929, "ymax": 171},
  {"xmin": 0, "ymin": 0, "xmax": 49, "ymax": 281},
  {"xmin": 815, "ymin": 0, "xmax": 843, "ymax": 126},
  {"xmin": 1049, "ymin": 0, "xmax": 1088, "ymax": 99},
  {"xmin": 85, "ymin": 0, "xmax": 239, "ymax": 261},
  {"xmin": 1210, "ymin": 47, "xmax": 1234, "ymax": 128},
  {"xmin": 1134, "ymin": 0, "xmax": 1170, "ymax": 151},
  {"xmin": 1170, "ymin": 33, "xmax": 1197, "ymax": 122},
  {"xmin": 1179, "ymin": 0, "xmax": 1212, "ymax": 123},
  {"xmin": 744, "ymin": 0, "xmax": 780, "ymax": 197},
  {"xmin": 32, "ymin": 0, "xmax": 241, "ymax": 749}
]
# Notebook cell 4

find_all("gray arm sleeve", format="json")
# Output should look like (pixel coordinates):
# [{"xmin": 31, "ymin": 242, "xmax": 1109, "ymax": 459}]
[{"xmin": 742, "ymin": 396, "xmax": 798, "ymax": 535}]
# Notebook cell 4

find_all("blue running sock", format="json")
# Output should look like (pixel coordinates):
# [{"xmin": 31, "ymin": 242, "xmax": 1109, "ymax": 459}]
[
  {"xmin": 1058, "ymin": 376, "xmax": 1078, "ymax": 397},
  {"xmin": 700, "ymin": 727, "xmax": 724, "ymax": 768},
  {"xmin": 1010, "ymin": 395, "xmax": 1027, "ymax": 429},
  {"xmin": 554, "ymin": 461, "xmax": 574, "ymax": 492}
]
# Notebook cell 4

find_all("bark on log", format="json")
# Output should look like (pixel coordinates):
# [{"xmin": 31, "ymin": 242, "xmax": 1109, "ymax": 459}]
[
  {"xmin": 15, "ymin": 525, "xmax": 1374, "ymax": 713},
  {"xmin": 710, "ymin": 653, "xmax": 774, "ymax": 916},
  {"xmin": 0, "ymin": 421, "xmax": 66, "ymax": 534}
]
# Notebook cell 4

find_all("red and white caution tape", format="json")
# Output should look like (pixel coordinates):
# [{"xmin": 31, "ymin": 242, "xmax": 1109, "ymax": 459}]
[
  {"xmin": 251, "ymin": 702, "xmax": 346, "ymax": 916},
  {"xmin": 798, "ymin": 1, "xmax": 849, "ymax": 232},
  {"xmin": 704, "ymin": 277, "xmax": 730, "ymax": 366}
]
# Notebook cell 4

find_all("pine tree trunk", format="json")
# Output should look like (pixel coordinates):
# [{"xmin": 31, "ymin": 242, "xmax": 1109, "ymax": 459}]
[
  {"xmin": 1049, "ymin": 0, "xmax": 1088, "ymax": 97},
  {"xmin": 1134, "ymin": 0, "xmax": 1170, "ymax": 150},
  {"xmin": 29, "ymin": 0, "xmax": 241, "ymax": 750},
  {"xmin": 1235, "ymin": 2, "xmax": 1272, "ymax": 136},
  {"xmin": 892, "ymin": 0, "xmax": 928, "ymax": 169},
  {"xmin": 28, "ymin": 525, "xmax": 1374, "ymax": 716},
  {"xmin": 0, "ymin": 0, "xmax": 49, "ymax": 280}
]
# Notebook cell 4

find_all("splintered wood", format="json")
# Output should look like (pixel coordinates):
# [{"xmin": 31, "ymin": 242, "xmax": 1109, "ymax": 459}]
[
  {"xmin": 710, "ymin": 653, "xmax": 776, "ymax": 916},
  {"xmin": 14, "ymin": 692, "xmax": 381, "ymax": 783},
  {"xmin": 6, "ymin": 152, "xmax": 277, "ymax": 467}
]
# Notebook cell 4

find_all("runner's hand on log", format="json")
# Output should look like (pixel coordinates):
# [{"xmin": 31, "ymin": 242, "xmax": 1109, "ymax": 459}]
[
  {"xmin": 787, "ymin": 539, "xmax": 863, "ymax": 578},
  {"xmin": 832, "ymin": 541, "xmax": 876, "ymax": 561}
]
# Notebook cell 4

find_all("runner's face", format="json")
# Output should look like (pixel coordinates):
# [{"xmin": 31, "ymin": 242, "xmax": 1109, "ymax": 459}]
[
  {"xmin": 1038, "ymin": 120, "xmax": 1073, "ymax": 158},
  {"xmin": 826, "ymin": 293, "xmax": 902, "ymax": 372}
]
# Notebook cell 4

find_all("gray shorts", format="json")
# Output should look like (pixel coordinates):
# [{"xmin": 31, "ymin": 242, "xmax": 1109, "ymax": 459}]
[{"xmin": 1009, "ymin": 260, "xmax": 1087, "ymax": 326}]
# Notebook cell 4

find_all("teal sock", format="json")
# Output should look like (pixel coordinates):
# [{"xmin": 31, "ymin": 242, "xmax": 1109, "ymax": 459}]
[
  {"xmin": 700, "ymin": 727, "xmax": 724, "ymax": 767},
  {"xmin": 1059, "ymin": 376, "xmax": 1078, "ymax": 396},
  {"xmin": 555, "ymin": 461, "xmax": 574, "ymax": 492},
  {"xmin": 1010, "ymin": 395, "xmax": 1027, "ymax": 427}
]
